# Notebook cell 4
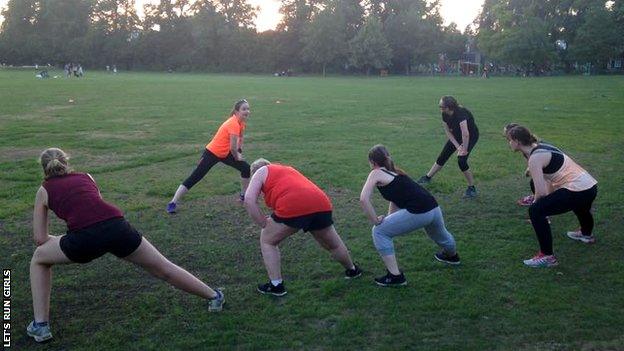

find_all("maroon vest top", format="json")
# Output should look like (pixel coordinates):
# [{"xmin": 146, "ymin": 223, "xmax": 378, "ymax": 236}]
[{"xmin": 42, "ymin": 173, "xmax": 123, "ymax": 231}]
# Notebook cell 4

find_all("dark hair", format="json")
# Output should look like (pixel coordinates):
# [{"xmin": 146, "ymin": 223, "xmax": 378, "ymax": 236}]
[
  {"xmin": 368, "ymin": 144, "xmax": 406, "ymax": 175},
  {"xmin": 503, "ymin": 123, "xmax": 520, "ymax": 136},
  {"xmin": 508, "ymin": 126, "xmax": 538, "ymax": 146},
  {"xmin": 230, "ymin": 99, "xmax": 248, "ymax": 116},
  {"xmin": 440, "ymin": 96, "xmax": 459, "ymax": 111},
  {"xmin": 40, "ymin": 148, "xmax": 72, "ymax": 179}
]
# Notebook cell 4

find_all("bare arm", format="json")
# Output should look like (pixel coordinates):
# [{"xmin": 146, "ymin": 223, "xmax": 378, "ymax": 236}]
[
  {"xmin": 443, "ymin": 122, "xmax": 461, "ymax": 149},
  {"xmin": 458, "ymin": 120, "xmax": 470, "ymax": 156},
  {"xmin": 229, "ymin": 134, "xmax": 243, "ymax": 161},
  {"xmin": 33, "ymin": 186, "xmax": 50, "ymax": 246},
  {"xmin": 359, "ymin": 170, "xmax": 384, "ymax": 225},
  {"xmin": 528, "ymin": 153, "xmax": 551, "ymax": 200},
  {"xmin": 243, "ymin": 166, "xmax": 268, "ymax": 227}
]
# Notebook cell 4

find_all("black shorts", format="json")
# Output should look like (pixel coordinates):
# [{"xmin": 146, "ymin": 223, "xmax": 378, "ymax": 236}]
[
  {"xmin": 60, "ymin": 217, "xmax": 143, "ymax": 263},
  {"xmin": 271, "ymin": 211, "xmax": 334, "ymax": 232}
]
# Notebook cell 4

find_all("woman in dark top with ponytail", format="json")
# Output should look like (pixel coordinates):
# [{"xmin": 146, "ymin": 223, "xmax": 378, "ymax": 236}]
[
  {"xmin": 27, "ymin": 148, "xmax": 224, "ymax": 343},
  {"xmin": 360, "ymin": 145, "xmax": 460, "ymax": 287},
  {"xmin": 417, "ymin": 96, "xmax": 479, "ymax": 198}
]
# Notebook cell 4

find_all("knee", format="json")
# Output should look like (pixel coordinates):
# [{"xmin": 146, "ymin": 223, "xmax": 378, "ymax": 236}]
[
  {"xmin": 457, "ymin": 156, "xmax": 469, "ymax": 172},
  {"xmin": 241, "ymin": 162, "xmax": 251, "ymax": 178},
  {"xmin": 31, "ymin": 247, "xmax": 44, "ymax": 265},
  {"xmin": 528, "ymin": 203, "xmax": 544, "ymax": 218}
]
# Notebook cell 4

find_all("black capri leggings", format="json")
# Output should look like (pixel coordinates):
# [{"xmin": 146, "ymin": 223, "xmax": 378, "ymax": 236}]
[
  {"xmin": 528, "ymin": 185, "xmax": 597, "ymax": 255},
  {"xmin": 435, "ymin": 134, "xmax": 479, "ymax": 172},
  {"xmin": 182, "ymin": 149, "xmax": 251, "ymax": 189}
]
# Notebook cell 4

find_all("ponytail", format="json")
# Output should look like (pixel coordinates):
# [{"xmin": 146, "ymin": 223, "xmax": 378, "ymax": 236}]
[
  {"xmin": 508, "ymin": 126, "xmax": 538, "ymax": 146},
  {"xmin": 230, "ymin": 99, "xmax": 248, "ymax": 117},
  {"xmin": 40, "ymin": 148, "xmax": 72, "ymax": 179},
  {"xmin": 368, "ymin": 144, "xmax": 406, "ymax": 175}
]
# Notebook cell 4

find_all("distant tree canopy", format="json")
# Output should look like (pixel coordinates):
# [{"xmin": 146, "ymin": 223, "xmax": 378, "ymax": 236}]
[
  {"xmin": 0, "ymin": 0, "xmax": 621, "ymax": 74},
  {"xmin": 477, "ymin": 0, "xmax": 624, "ymax": 72}
]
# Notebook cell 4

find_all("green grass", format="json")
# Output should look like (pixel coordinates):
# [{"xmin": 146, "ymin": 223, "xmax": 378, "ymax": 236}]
[{"xmin": 1, "ymin": 69, "xmax": 623, "ymax": 350}]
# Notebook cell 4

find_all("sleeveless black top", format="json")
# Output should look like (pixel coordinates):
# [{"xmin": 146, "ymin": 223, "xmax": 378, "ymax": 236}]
[
  {"xmin": 530, "ymin": 143, "xmax": 564, "ymax": 174},
  {"xmin": 376, "ymin": 169, "xmax": 438, "ymax": 214}
]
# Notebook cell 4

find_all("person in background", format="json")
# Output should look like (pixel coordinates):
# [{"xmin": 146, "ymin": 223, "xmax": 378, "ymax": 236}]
[{"xmin": 417, "ymin": 96, "xmax": 480, "ymax": 198}]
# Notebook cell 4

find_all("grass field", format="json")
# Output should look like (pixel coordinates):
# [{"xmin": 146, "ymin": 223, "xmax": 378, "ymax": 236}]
[{"xmin": 1, "ymin": 69, "xmax": 623, "ymax": 350}]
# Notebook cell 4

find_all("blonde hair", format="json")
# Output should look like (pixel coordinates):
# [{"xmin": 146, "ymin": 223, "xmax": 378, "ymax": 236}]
[
  {"xmin": 40, "ymin": 148, "xmax": 72, "ymax": 179},
  {"xmin": 251, "ymin": 158, "xmax": 271, "ymax": 175}
]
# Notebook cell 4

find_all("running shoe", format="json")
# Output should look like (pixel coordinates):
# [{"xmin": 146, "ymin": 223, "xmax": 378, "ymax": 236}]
[
  {"xmin": 345, "ymin": 264, "xmax": 363, "ymax": 279},
  {"xmin": 374, "ymin": 271, "xmax": 407, "ymax": 287},
  {"xmin": 257, "ymin": 282, "xmax": 287, "ymax": 296},
  {"xmin": 239, "ymin": 193, "xmax": 245, "ymax": 202},
  {"xmin": 208, "ymin": 288, "xmax": 225, "ymax": 312},
  {"xmin": 566, "ymin": 230, "xmax": 596, "ymax": 244},
  {"xmin": 416, "ymin": 175, "xmax": 431, "ymax": 185},
  {"xmin": 166, "ymin": 202, "xmax": 177, "ymax": 214},
  {"xmin": 523, "ymin": 252, "xmax": 558, "ymax": 268},
  {"xmin": 517, "ymin": 195, "xmax": 534, "ymax": 206},
  {"xmin": 463, "ymin": 185, "xmax": 478, "ymax": 198},
  {"xmin": 434, "ymin": 251, "xmax": 461, "ymax": 265},
  {"xmin": 27, "ymin": 321, "xmax": 52, "ymax": 343}
]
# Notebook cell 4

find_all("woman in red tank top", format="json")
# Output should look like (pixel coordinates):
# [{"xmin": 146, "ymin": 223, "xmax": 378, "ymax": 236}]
[
  {"xmin": 243, "ymin": 158, "xmax": 361, "ymax": 296},
  {"xmin": 27, "ymin": 148, "xmax": 224, "ymax": 343}
]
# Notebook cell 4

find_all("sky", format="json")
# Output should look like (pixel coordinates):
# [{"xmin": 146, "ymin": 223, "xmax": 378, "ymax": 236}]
[{"xmin": 0, "ymin": 0, "xmax": 484, "ymax": 33}]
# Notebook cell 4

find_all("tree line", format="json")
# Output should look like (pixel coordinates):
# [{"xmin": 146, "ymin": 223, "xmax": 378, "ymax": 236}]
[{"xmin": 0, "ymin": 0, "xmax": 622, "ymax": 75}]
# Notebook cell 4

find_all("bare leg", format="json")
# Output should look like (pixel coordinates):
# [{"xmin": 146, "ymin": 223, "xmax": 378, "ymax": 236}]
[
  {"xmin": 426, "ymin": 163, "xmax": 443, "ymax": 178},
  {"xmin": 380, "ymin": 255, "xmax": 401, "ymax": 275},
  {"xmin": 259, "ymin": 218, "xmax": 298, "ymax": 280},
  {"xmin": 170, "ymin": 184, "xmax": 188, "ymax": 204},
  {"xmin": 30, "ymin": 236, "xmax": 73, "ymax": 323},
  {"xmin": 124, "ymin": 238, "xmax": 217, "ymax": 299},
  {"xmin": 310, "ymin": 225, "xmax": 355, "ymax": 270},
  {"xmin": 463, "ymin": 169, "xmax": 475, "ymax": 186}
]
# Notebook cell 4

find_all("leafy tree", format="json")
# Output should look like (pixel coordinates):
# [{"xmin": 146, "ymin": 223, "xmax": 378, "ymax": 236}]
[
  {"xmin": 301, "ymin": 7, "xmax": 347, "ymax": 76},
  {"xmin": 0, "ymin": 0, "xmax": 41, "ymax": 63},
  {"xmin": 568, "ymin": 3, "xmax": 621, "ymax": 67},
  {"xmin": 276, "ymin": 0, "xmax": 322, "ymax": 70},
  {"xmin": 349, "ymin": 15, "xmax": 391, "ymax": 75},
  {"xmin": 384, "ymin": 0, "xmax": 441, "ymax": 74}
]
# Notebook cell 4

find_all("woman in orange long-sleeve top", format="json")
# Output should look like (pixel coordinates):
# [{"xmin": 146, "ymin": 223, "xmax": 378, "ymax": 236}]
[
  {"xmin": 167, "ymin": 99, "xmax": 251, "ymax": 213},
  {"xmin": 243, "ymin": 158, "xmax": 361, "ymax": 296}
]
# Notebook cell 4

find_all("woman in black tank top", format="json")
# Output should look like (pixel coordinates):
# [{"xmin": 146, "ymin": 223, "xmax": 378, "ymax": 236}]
[{"xmin": 359, "ymin": 145, "xmax": 460, "ymax": 287}]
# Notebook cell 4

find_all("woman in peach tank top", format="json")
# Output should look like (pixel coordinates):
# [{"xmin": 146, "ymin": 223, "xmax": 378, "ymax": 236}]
[{"xmin": 506, "ymin": 125, "xmax": 598, "ymax": 268}]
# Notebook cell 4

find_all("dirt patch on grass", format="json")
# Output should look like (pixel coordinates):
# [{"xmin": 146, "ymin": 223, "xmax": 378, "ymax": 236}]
[
  {"xmin": 0, "ymin": 147, "xmax": 44, "ymax": 162},
  {"xmin": 79, "ymin": 130, "xmax": 150, "ymax": 140},
  {"xmin": 3, "ymin": 105, "xmax": 73, "ymax": 122}
]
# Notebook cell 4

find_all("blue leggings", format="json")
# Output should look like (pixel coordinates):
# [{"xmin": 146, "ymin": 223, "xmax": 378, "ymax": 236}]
[{"xmin": 372, "ymin": 207, "xmax": 456, "ymax": 256}]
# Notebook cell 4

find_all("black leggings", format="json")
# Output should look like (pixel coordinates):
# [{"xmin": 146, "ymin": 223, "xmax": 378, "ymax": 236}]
[
  {"xmin": 435, "ymin": 135, "xmax": 479, "ymax": 172},
  {"xmin": 528, "ymin": 185, "xmax": 597, "ymax": 255},
  {"xmin": 182, "ymin": 149, "xmax": 250, "ymax": 189}
]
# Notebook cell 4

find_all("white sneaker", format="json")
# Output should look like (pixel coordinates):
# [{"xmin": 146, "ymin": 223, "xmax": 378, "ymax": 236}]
[
  {"xmin": 523, "ymin": 252, "xmax": 558, "ymax": 268},
  {"xmin": 566, "ymin": 230, "xmax": 596, "ymax": 244}
]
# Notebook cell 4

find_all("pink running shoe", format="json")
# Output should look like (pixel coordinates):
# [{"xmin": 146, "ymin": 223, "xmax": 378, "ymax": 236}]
[
  {"xmin": 517, "ymin": 195, "xmax": 534, "ymax": 206},
  {"xmin": 566, "ymin": 230, "xmax": 596, "ymax": 244},
  {"xmin": 523, "ymin": 252, "xmax": 558, "ymax": 267}
]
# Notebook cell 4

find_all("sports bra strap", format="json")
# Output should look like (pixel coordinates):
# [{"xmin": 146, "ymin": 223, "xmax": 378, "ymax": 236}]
[
  {"xmin": 380, "ymin": 168, "xmax": 397, "ymax": 177},
  {"xmin": 530, "ymin": 144, "xmax": 563, "ymax": 156}
]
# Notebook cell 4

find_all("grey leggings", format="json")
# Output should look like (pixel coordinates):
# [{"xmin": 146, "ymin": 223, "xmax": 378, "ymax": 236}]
[{"xmin": 372, "ymin": 206, "xmax": 456, "ymax": 256}]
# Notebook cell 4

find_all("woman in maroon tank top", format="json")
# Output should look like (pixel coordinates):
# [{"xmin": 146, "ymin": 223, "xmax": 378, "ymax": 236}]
[{"xmin": 27, "ymin": 148, "xmax": 224, "ymax": 343}]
